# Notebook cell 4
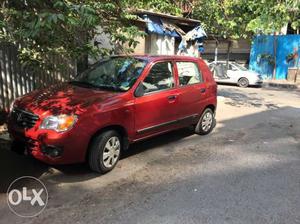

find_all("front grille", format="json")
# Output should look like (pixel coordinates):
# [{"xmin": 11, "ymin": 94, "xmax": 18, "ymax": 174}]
[{"xmin": 11, "ymin": 108, "xmax": 39, "ymax": 129}]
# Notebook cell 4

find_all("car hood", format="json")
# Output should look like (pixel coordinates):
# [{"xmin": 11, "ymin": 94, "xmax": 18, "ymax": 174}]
[{"xmin": 14, "ymin": 83, "xmax": 123, "ymax": 115}]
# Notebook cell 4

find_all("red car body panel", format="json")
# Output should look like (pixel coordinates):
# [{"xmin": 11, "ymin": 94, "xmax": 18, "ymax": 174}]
[{"xmin": 7, "ymin": 55, "xmax": 217, "ymax": 165}]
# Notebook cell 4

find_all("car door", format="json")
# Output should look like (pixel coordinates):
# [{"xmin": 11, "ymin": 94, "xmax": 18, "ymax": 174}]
[
  {"xmin": 174, "ymin": 60, "xmax": 207, "ymax": 126},
  {"xmin": 226, "ymin": 63, "xmax": 241, "ymax": 83},
  {"xmin": 213, "ymin": 63, "xmax": 230, "ymax": 82},
  {"xmin": 134, "ymin": 61, "xmax": 179, "ymax": 140}
]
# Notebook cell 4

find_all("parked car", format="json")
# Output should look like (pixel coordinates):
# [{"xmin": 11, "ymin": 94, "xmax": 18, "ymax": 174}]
[
  {"xmin": 208, "ymin": 61, "xmax": 263, "ymax": 87},
  {"xmin": 8, "ymin": 55, "xmax": 217, "ymax": 173}
]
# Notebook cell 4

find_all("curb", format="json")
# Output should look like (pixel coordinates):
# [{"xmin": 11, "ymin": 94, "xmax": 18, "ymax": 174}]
[{"xmin": 262, "ymin": 82, "xmax": 299, "ymax": 89}]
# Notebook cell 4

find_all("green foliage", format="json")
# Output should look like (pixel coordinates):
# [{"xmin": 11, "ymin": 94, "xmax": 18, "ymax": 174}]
[
  {"xmin": 257, "ymin": 53, "xmax": 275, "ymax": 66},
  {"xmin": 0, "ymin": 0, "xmax": 180, "ymax": 69},
  {"xmin": 246, "ymin": 0, "xmax": 300, "ymax": 34},
  {"xmin": 286, "ymin": 52, "xmax": 298, "ymax": 63},
  {"xmin": 192, "ymin": 0, "xmax": 300, "ymax": 39},
  {"xmin": 193, "ymin": 0, "xmax": 257, "ymax": 39}
]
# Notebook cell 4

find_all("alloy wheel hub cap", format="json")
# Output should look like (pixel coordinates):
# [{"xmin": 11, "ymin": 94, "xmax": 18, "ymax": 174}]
[
  {"xmin": 102, "ymin": 136, "xmax": 120, "ymax": 168},
  {"xmin": 202, "ymin": 112, "xmax": 213, "ymax": 132}
]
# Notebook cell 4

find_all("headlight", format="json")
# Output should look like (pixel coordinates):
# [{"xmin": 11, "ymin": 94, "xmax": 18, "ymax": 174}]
[{"xmin": 40, "ymin": 115, "xmax": 78, "ymax": 132}]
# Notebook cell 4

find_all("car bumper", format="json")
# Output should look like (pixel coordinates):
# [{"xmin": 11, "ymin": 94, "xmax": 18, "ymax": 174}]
[{"xmin": 8, "ymin": 119, "xmax": 88, "ymax": 165}]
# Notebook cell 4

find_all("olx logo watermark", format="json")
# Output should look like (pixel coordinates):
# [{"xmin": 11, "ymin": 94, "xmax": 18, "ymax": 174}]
[{"xmin": 7, "ymin": 176, "xmax": 48, "ymax": 217}]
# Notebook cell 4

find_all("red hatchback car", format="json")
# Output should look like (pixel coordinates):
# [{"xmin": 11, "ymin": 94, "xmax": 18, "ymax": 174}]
[{"xmin": 8, "ymin": 55, "xmax": 217, "ymax": 173}]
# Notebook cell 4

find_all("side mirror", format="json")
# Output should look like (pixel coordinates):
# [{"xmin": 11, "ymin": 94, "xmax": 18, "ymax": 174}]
[{"xmin": 134, "ymin": 82, "xmax": 145, "ymax": 97}]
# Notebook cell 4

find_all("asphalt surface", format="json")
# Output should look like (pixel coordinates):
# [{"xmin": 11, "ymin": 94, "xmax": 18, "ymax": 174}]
[{"xmin": 0, "ymin": 85, "xmax": 299, "ymax": 224}]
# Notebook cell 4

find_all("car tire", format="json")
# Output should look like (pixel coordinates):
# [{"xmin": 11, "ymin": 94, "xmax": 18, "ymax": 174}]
[
  {"xmin": 195, "ymin": 108, "xmax": 215, "ymax": 135},
  {"xmin": 88, "ymin": 130, "xmax": 122, "ymax": 174},
  {"xmin": 11, "ymin": 140, "xmax": 26, "ymax": 154},
  {"xmin": 238, "ymin": 77, "xmax": 249, "ymax": 87}
]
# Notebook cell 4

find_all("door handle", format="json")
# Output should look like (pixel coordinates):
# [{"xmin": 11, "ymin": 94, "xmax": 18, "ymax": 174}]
[
  {"xmin": 168, "ymin": 95, "xmax": 177, "ymax": 100},
  {"xmin": 200, "ymin": 88, "xmax": 206, "ymax": 93}
]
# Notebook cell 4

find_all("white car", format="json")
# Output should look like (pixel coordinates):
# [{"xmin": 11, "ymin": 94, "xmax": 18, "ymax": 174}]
[{"xmin": 208, "ymin": 61, "xmax": 263, "ymax": 87}]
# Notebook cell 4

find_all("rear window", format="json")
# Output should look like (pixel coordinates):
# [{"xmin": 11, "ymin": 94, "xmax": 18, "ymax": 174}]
[{"xmin": 176, "ymin": 62, "xmax": 203, "ymax": 86}]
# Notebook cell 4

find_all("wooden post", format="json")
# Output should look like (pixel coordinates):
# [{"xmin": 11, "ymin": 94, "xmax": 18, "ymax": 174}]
[
  {"xmin": 294, "ymin": 49, "xmax": 299, "ymax": 83},
  {"xmin": 226, "ymin": 40, "xmax": 232, "ymax": 70},
  {"xmin": 214, "ymin": 40, "xmax": 218, "ymax": 63}
]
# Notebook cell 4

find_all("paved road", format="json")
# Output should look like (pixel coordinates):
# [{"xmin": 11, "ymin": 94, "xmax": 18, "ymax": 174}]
[{"xmin": 0, "ymin": 85, "xmax": 300, "ymax": 224}]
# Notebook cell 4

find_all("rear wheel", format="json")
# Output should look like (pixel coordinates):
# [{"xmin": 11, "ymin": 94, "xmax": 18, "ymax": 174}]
[
  {"xmin": 238, "ymin": 77, "xmax": 249, "ymax": 87},
  {"xmin": 88, "ymin": 130, "xmax": 121, "ymax": 173},
  {"xmin": 195, "ymin": 108, "xmax": 215, "ymax": 135}
]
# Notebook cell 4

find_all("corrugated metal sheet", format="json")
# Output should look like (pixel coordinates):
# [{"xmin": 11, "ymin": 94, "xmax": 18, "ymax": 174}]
[
  {"xmin": 0, "ymin": 43, "xmax": 76, "ymax": 111},
  {"xmin": 250, "ymin": 35, "xmax": 300, "ymax": 80}
]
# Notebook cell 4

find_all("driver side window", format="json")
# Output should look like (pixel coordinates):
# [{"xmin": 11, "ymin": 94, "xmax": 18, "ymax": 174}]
[{"xmin": 142, "ymin": 62, "xmax": 174, "ymax": 94}]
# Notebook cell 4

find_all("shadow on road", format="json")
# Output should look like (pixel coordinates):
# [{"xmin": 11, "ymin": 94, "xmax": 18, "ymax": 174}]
[
  {"xmin": 0, "ymin": 127, "xmax": 196, "ymax": 192},
  {"xmin": 217, "ymin": 83, "xmax": 262, "ymax": 89},
  {"xmin": 0, "ymin": 102, "xmax": 299, "ymax": 194},
  {"xmin": 0, "ymin": 138, "xmax": 48, "ymax": 192},
  {"xmin": 122, "ymin": 127, "xmax": 195, "ymax": 159},
  {"xmin": 218, "ymin": 88, "xmax": 280, "ymax": 109}
]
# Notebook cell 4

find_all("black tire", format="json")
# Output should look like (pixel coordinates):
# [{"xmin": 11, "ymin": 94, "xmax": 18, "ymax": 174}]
[
  {"xmin": 195, "ymin": 108, "xmax": 216, "ymax": 135},
  {"xmin": 238, "ymin": 77, "xmax": 249, "ymax": 87},
  {"xmin": 88, "ymin": 130, "xmax": 122, "ymax": 174},
  {"xmin": 11, "ymin": 140, "xmax": 26, "ymax": 155}
]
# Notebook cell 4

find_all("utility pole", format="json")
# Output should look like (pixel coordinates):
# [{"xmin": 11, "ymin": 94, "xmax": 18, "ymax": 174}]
[
  {"xmin": 226, "ymin": 40, "xmax": 232, "ymax": 70},
  {"xmin": 214, "ymin": 40, "xmax": 219, "ymax": 63},
  {"xmin": 294, "ymin": 45, "xmax": 299, "ymax": 83}
]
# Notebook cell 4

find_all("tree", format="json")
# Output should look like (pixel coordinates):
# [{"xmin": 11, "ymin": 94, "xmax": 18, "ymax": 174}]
[
  {"xmin": 247, "ymin": 0, "xmax": 300, "ymax": 34},
  {"xmin": 0, "ymin": 0, "xmax": 181, "ymax": 69},
  {"xmin": 191, "ymin": 0, "xmax": 299, "ymax": 70},
  {"xmin": 192, "ymin": 0, "xmax": 300, "ymax": 39}
]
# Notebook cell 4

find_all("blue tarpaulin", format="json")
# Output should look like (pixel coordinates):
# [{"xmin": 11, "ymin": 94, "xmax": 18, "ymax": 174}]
[
  {"xmin": 185, "ymin": 26, "xmax": 207, "ymax": 40},
  {"xmin": 250, "ymin": 35, "xmax": 300, "ymax": 80},
  {"xmin": 142, "ymin": 15, "xmax": 180, "ymax": 38},
  {"xmin": 178, "ymin": 26, "xmax": 207, "ymax": 53},
  {"xmin": 140, "ymin": 14, "xmax": 207, "ymax": 55}
]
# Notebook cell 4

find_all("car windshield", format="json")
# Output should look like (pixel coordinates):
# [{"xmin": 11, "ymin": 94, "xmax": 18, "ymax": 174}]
[
  {"xmin": 71, "ymin": 57, "xmax": 147, "ymax": 92},
  {"xmin": 232, "ymin": 62, "xmax": 248, "ymax": 71}
]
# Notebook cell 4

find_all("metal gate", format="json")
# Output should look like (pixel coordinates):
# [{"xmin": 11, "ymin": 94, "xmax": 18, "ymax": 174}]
[{"xmin": 0, "ymin": 43, "xmax": 76, "ymax": 111}]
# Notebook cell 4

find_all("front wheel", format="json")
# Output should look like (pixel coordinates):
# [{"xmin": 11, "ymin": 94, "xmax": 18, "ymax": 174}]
[
  {"xmin": 195, "ymin": 108, "xmax": 215, "ymax": 135},
  {"xmin": 238, "ymin": 77, "xmax": 249, "ymax": 87},
  {"xmin": 88, "ymin": 130, "xmax": 121, "ymax": 173}
]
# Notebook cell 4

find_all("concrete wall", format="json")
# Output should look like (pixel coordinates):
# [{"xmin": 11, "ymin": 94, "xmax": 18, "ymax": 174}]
[
  {"xmin": 144, "ymin": 34, "xmax": 175, "ymax": 55},
  {"xmin": 133, "ymin": 35, "xmax": 146, "ymax": 55}
]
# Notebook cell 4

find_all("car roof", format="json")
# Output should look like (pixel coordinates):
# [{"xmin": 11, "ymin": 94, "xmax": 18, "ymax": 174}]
[
  {"xmin": 115, "ymin": 55, "xmax": 201, "ymax": 62},
  {"xmin": 209, "ymin": 61, "xmax": 241, "ymax": 65}
]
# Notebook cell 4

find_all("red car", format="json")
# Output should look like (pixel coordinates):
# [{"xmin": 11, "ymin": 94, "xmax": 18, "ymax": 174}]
[{"xmin": 8, "ymin": 55, "xmax": 217, "ymax": 173}]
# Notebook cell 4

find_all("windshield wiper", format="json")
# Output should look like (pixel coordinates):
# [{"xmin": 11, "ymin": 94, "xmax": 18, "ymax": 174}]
[
  {"xmin": 69, "ymin": 81, "xmax": 99, "ymax": 88},
  {"xmin": 96, "ymin": 85, "xmax": 125, "ymax": 92},
  {"xmin": 69, "ymin": 81, "xmax": 124, "ymax": 92}
]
